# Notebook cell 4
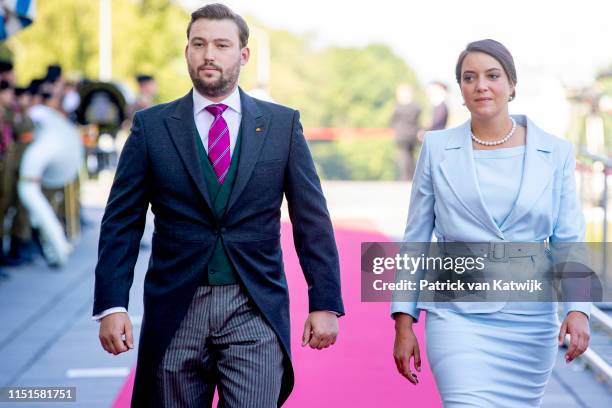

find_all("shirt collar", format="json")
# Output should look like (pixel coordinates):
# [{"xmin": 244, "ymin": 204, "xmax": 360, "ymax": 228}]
[{"xmin": 192, "ymin": 86, "xmax": 241, "ymax": 116}]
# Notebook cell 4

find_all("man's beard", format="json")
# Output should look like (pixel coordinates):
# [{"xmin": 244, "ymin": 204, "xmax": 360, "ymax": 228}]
[{"xmin": 189, "ymin": 61, "xmax": 240, "ymax": 98}]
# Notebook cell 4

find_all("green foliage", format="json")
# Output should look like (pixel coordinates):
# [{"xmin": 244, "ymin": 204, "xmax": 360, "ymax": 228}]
[
  {"xmin": 0, "ymin": 42, "xmax": 13, "ymax": 60},
  {"xmin": 599, "ymin": 77, "xmax": 612, "ymax": 149},
  {"xmin": 5, "ymin": 1, "xmax": 420, "ymax": 130},
  {"xmin": 314, "ymin": 45, "xmax": 418, "ymax": 128},
  {"xmin": 9, "ymin": 0, "xmax": 99, "ymax": 80},
  {"xmin": 585, "ymin": 221, "xmax": 612, "ymax": 242},
  {"xmin": 309, "ymin": 139, "xmax": 398, "ymax": 180},
  {"xmin": 266, "ymin": 29, "xmax": 325, "ymax": 127},
  {"xmin": 112, "ymin": 0, "xmax": 191, "ymax": 102},
  {"xmin": 242, "ymin": 18, "xmax": 421, "ymax": 129},
  {"xmin": 6, "ymin": 0, "xmax": 191, "ymax": 102}
]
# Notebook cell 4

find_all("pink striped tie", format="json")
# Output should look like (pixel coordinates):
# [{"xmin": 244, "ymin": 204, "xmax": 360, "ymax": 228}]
[{"xmin": 205, "ymin": 104, "xmax": 230, "ymax": 184}]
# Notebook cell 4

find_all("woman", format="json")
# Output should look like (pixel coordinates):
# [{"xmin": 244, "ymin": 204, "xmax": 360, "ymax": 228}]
[{"xmin": 391, "ymin": 39, "xmax": 591, "ymax": 407}]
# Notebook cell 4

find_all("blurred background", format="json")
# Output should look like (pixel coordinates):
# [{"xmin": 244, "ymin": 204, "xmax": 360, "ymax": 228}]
[{"xmin": 0, "ymin": 0, "xmax": 611, "ymax": 407}]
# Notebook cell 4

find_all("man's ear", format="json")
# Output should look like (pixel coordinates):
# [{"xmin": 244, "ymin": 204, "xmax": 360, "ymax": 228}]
[{"xmin": 241, "ymin": 47, "xmax": 250, "ymax": 66}]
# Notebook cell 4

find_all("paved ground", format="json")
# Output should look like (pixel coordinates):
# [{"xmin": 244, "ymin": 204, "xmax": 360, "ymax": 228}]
[
  {"xmin": 0, "ymin": 180, "xmax": 610, "ymax": 407},
  {"xmin": 0, "ymin": 207, "xmax": 148, "ymax": 408}
]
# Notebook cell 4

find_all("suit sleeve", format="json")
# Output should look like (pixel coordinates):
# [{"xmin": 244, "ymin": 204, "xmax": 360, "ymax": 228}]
[
  {"xmin": 284, "ymin": 110, "xmax": 344, "ymax": 316},
  {"xmin": 93, "ymin": 113, "xmax": 150, "ymax": 315},
  {"xmin": 550, "ymin": 144, "xmax": 590, "ymax": 318},
  {"xmin": 390, "ymin": 133, "xmax": 435, "ymax": 321}
]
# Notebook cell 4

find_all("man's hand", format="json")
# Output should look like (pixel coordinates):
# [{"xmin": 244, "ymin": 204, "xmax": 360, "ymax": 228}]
[
  {"xmin": 301, "ymin": 311, "xmax": 339, "ymax": 350},
  {"xmin": 559, "ymin": 311, "xmax": 590, "ymax": 363},
  {"xmin": 393, "ymin": 313, "xmax": 420, "ymax": 385},
  {"xmin": 99, "ymin": 312, "xmax": 134, "ymax": 355}
]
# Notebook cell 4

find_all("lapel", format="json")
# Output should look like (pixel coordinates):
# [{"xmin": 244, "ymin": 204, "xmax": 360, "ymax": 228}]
[
  {"xmin": 439, "ymin": 121, "xmax": 505, "ymax": 239},
  {"xmin": 225, "ymin": 89, "xmax": 270, "ymax": 214},
  {"xmin": 164, "ymin": 91, "xmax": 214, "ymax": 211},
  {"xmin": 500, "ymin": 115, "xmax": 554, "ymax": 230}
]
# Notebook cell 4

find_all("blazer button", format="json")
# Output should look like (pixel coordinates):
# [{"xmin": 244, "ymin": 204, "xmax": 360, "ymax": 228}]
[
  {"xmin": 209, "ymin": 268, "xmax": 217, "ymax": 274},
  {"xmin": 213, "ymin": 229, "xmax": 219, "ymax": 235}
]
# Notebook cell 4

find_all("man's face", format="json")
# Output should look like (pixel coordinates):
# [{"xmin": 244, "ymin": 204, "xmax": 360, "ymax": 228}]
[
  {"xmin": 17, "ymin": 93, "xmax": 31, "ymax": 109},
  {"xmin": 185, "ymin": 18, "xmax": 249, "ymax": 99},
  {"xmin": 0, "ymin": 88, "xmax": 14, "ymax": 106},
  {"xmin": 140, "ymin": 80, "xmax": 157, "ymax": 97}
]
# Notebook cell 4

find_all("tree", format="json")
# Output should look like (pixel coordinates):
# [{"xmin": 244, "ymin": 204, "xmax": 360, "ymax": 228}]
[
  {"xmin": 8, "ymin": 0, "xmax": 99, "ymax": 81},
  {"xmin": 315, "ymin": 44, "xmax": 420, "ymax": 128},
  {"xmin": 5, "ymin": 0, "xmax": 191, "ymax": 102},
  {"xmin": 5, "ymin": 1, "xmax": 422, "ymax": 129},
  {"xmin": 241, "ymin": 19, "xmax": 422, "ymax": 128}
]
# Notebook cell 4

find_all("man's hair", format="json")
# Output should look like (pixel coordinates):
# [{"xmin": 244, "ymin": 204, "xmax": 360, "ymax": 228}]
[
  {"xmin": 0, "ymin": 80, "xmax": 12, "ymax": 91},
  {"xmin": 432, "ymin": 81, "xmax": 448, "ymax": 91},
  {"xmin": 186, "ymin": 3, "xmax": 249, "ymax": 48}
]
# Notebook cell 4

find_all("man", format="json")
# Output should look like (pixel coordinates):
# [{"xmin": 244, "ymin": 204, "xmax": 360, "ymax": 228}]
[
  {"xmin": 18, "ymin": 84, "xmax": 82, "ymax": 267},
  {"xmin": 0, "ymin": 61, "xmax": 15, "ymax": 85},
  {"xmin": 0, "ymin": 81, "xmax": 35, "ymax": 266},
  {"xmin": 0, "ymin": 80, "xmax": 14, "ymax": 277},
  {"xmin": 390, "ymin": 84, "xmax": 421, "ymax": 181},
  {"xmin": 127, "ymin": 74, "xmax": 158, "ymax": 121},
  {"xmin": 416, "ymin": 81, "xmax": 449, "ymax": 143},
  {"xmin": 93, "ymin": 3, "xmax": 344, "ymax": 407},
  {"xmin": 425, "ymin": 81, "xmax": 449, "ymax": 131},
  {"xmin": 136, "ymin": 74, "xmax": 157, "ymax": 106}
]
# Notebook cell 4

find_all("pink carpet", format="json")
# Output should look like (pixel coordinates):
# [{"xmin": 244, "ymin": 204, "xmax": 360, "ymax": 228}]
[{"xmin": 112, "ymin": 222, "xmax": 441, "ymax": 407}]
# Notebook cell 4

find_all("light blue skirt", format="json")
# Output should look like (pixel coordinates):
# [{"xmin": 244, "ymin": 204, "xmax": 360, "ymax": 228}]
[{"xmin": 425, "ymin": 309, "xmax": 559, "ymax": 407}]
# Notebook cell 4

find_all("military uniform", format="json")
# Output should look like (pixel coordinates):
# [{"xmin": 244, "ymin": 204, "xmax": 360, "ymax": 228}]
[{"xmin": 0, "ymin": 106, "xmax": 34, "ymax": 260}]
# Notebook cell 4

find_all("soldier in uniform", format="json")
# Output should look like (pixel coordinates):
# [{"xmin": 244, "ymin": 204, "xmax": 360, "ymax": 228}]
[
  {"xmin": 127, "ymin": 74, "xmax": 157, "ymax": 121},
  {"xmin": 391, "ymin": 84, "xmax": 422, "ymax": 181},
  {"xmin": 0, "ymin": 80, "xmax": 35, "ymax": 265},
  {"xmin": 0, "ymin": 61, "xmax": 15, "ymax": 85}
]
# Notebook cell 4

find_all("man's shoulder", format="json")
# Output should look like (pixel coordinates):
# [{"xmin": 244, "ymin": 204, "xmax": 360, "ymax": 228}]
[{"xmin": 248, "ymin": 95, "xmax": 296, "ymax": 117}]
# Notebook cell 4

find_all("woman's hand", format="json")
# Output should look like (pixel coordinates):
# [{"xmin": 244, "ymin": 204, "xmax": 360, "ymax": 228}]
[
  {"xmin": 393, "ymin": 313, "xmax": 421, "ymax": 385},
  {"xmin": 558, "ymin": 311, "xmax": 590, "ymax": 363}
]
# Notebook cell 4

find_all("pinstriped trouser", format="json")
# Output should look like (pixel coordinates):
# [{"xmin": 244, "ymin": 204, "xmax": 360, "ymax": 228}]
[{"xmin": 156, "ymin": 284, "xmax": 284, "ymax": 407}]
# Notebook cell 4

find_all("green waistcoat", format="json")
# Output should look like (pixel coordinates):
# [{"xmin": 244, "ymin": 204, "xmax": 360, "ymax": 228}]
[{"xmin": 195, "ymin": 127, "xmax": 242, "ymax": 285}]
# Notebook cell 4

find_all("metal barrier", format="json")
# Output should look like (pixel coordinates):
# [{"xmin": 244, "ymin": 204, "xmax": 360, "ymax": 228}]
[
  {"xmin": 574, "ymin": 152, "xmax": 612, "ymax": 385},
  {"xmin": 591, "ymin": 305, "xmax": 612, "ymax": 336},
  {"xmin": 564, "ymin": 305, "xmax": 612, "ymax": 385},
  {"xmin": 578, "ymin": 151, "xmax": 612, "ymax": 287}
]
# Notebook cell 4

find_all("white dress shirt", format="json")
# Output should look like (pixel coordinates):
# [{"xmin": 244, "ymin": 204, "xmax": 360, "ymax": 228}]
[
  {"xmin": 193, "ymin": 86, "xmax": 242, "ymax": 155},
  {"xmin": 93, "ymin": 87, "xmax": 243, "ymax": 322}
]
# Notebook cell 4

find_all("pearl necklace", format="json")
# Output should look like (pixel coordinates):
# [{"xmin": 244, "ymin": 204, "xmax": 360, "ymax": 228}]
[{"xmin": 471, "ymin": 118, "xmax": 517, "ymax": 146}]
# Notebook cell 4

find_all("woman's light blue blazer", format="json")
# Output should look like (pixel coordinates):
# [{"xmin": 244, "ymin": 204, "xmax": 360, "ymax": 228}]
[{"xmin": 390, "ymin": 114, "xmax": 591, "ymax": 320}]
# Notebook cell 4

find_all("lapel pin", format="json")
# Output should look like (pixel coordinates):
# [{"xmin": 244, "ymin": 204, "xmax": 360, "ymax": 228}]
[{"xmin": 255, "ymin": 127, "xmax": 262, "ymax": 132}]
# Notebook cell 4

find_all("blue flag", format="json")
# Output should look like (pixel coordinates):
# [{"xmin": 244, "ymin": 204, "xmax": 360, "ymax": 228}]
[{"xmin": 0, "ymin": 0, "xmax": 35, "ymax": 40}]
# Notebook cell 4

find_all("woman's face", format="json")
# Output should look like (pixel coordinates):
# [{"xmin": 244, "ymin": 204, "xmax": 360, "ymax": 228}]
[{"xmin": 460, "ymin": 51, "xmax": 514, "ymax": 120}]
